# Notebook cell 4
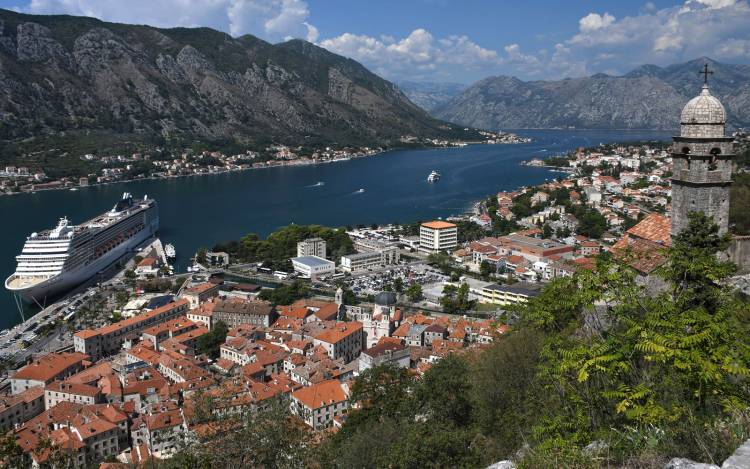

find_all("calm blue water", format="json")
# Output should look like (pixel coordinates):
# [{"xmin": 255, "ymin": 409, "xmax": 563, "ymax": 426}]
[{"xmin": 0, "ymin": 129, "xmax": 671, "ymax": 328}]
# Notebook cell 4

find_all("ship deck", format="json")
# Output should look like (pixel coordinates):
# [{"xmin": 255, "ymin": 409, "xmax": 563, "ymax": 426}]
[{"xmin": 6, "ymin": 275, "xmax": 47, "ymax": 290}]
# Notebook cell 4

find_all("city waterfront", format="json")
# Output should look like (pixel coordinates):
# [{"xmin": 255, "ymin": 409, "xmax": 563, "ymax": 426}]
[{"xmin": 0, "ymin": 129, "xmax": 671, "ymax": 329}]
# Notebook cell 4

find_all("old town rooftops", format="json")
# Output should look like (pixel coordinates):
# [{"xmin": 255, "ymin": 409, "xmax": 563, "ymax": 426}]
[
  {"xmin": 291, "ymin": 379, "xmax": 348, "ymax": 409},
  {"xmin": 13, "ymin": 352, "xmax": 88, "ymax": 382}
]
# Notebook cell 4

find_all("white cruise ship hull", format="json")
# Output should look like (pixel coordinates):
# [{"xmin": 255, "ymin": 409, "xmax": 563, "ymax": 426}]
[
  {"xmin": 5, "ymin": 194, "xmax": 159, "ymax": 305},
  {"xmin": 6, "ymin": 226, "xmax": 154, "ymax": 304}
]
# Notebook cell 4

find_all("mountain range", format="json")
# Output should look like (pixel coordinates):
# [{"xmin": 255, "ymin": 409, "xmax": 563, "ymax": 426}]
[
  {"xmin": 433, "ymin": 58, "xmax": 750, "ymax": 131},
  {"xmin": 0, "ymin": 9, "xmax": 468, "ymax": 162},
  {"xmin": 396, "ymin": 81, "xmax": 467, "ymax": 112}
]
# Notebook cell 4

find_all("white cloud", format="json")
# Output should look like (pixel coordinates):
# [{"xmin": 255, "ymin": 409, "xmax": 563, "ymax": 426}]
[
  {"xmin": 22, "ymin": 0, "xmax": 318, "ymax": 42},
  {"xmin": 319, "ymin": 28, "xmax": 503, "ymax": 82},
  {"xmin": 17, "ymin": 0, "xmax": 750, "ymax": 82},
  {"xmin": 578, "ymin": 12, "xmax": 616, "ymax": 32}
]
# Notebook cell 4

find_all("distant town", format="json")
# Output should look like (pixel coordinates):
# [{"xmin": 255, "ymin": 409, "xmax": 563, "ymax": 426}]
[{"xmin": 0, "ymin": 130, "xmax": 528, "ymax": 195}]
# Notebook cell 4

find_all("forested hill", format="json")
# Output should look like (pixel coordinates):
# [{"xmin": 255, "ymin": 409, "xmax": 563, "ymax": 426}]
[
  {"xmin": 434, "ymin": 57, "xmax": 750, "ymax": 130},
  {"xmin": 0, "ymin": 9, "xmax": 469, "ymax": 160}
]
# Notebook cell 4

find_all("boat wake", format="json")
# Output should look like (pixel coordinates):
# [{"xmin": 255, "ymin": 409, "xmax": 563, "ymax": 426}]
[
  {"xmin": 305, "ymin": 181, "xmax": 325, "ymax": 188},
  {"xmin": 350, "ymin": 188, "xmax": 366, "ymax": 194}
]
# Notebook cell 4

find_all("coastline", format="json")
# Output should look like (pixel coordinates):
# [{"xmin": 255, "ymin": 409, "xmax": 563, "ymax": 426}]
[{"xmin": 3, "ymin": 140, "xmax": 530, "ymax": 198}]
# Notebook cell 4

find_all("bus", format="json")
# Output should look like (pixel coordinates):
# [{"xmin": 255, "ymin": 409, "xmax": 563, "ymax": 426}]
[{"xmin": 273, "ymin": 271, "xmax": 289, "ymax": 280}]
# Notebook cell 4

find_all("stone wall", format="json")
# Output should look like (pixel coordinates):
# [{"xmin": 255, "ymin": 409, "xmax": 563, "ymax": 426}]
[
  {"xmin": 671, "ymin": 183, "xmax": 731, "ymax": 236},
  {"xmin": 729, "ymin": 236, "xmax": 750, "ymax": 272}
]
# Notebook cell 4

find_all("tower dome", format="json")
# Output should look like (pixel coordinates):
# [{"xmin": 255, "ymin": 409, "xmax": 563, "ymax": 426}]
[
  {"xmin": 374, "ymin": 291, "xmax": 397, "ymax": 307},
  {"xmin": 680, "ymin": 85, "xmax": 725, "ymax": 125},
  {"xmin": 679, "ymin": 84, "xmax": 725, "ymax": 139}
]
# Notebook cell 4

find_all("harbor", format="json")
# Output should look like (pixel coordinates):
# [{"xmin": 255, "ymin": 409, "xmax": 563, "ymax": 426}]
[{"xmin": 0, "ymin": 129, "xmax": 672, "ymax": 331}]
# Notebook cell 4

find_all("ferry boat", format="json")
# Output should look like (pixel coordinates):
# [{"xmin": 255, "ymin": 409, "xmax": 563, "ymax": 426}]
[
  {"xmin": 427, "ymin": 170, "xmax": 441, "ymax": 182},
  {"xmin": 5, "ymin": 193, "xmax": 159, "ymax": 304},
  {"xmin": 165, "ymin": 243, "xmax": 176, "ymax": 260}
]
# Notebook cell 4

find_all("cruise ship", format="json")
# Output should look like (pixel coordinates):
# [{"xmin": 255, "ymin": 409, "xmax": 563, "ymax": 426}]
[{"xmin": 5, "ymin": 193, "xmax": 159, "ymax": 304}]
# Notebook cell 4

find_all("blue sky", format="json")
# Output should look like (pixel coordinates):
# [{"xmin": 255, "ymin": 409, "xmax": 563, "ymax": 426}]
[{"xmin": 1, "ymin": 0, "xmax": 749, "ymax": 83}]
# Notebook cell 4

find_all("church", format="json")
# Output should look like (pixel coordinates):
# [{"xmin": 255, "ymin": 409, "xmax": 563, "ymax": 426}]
[{"xmin": 615, "ymin": 66, "xmax": 750, "ymax": 273}]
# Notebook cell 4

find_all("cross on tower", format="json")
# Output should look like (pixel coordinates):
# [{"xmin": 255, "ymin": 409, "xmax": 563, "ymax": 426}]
[{"xmin": 700, "ymin": 63, "xmax": 713, "ymax": 86}]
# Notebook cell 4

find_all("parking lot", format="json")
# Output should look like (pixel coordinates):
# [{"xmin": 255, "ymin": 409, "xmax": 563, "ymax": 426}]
[{"xmin": 340, "ymin": 263, "xmax": 448, "ymax": 296}]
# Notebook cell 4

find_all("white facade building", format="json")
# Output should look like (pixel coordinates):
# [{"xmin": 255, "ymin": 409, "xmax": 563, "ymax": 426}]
[
  {"xmin": 296, "ymin": 238, "xmax": 327, "ymax": 258},
  {"xmin": 291, "ymin": 255, "xmax": 335, "ymax": 279},
  {"xmin": 419, "ymin": 221, "xmax": 458, "ymax": 254}
]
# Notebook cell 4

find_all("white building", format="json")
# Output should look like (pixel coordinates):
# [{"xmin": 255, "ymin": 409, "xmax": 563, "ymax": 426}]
[
  {"xmin": 297, "ymin": 238, "xmax": 327, "ymax": 258},
  {"xmin": 419, "ymin": 221, "xmax": 458, "ymax": 254},
  {"xmin": 359, "ymin": 342, "xmax": 410, "ymax": 372},
  {"xmin": 290, "ymin": 380, "xmax": 349, "ymax": 430},
  {"xmin": 340, "ymin": 247, "xmax": 399, "ymax": 273},
  {"xmin": 291, "ymin": 255, "xmax": 335, "ymax": 279}
]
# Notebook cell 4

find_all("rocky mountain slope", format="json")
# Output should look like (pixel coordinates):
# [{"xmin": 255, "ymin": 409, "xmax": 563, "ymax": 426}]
[
  {"xmin": 396, "ymin": 81, "xmax": 467, "ymax": 112},
  {"xmin": 434, "ymin": 58, "xmax": 750, "ymax": 130},
  {"xmin": 0, "ymin": 9, "xmax": 465, "ymax": 159}
]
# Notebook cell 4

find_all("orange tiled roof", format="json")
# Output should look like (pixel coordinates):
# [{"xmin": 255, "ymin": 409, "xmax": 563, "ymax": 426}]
[
  {"xmin": 314, "ymin": 322, "xmax": 362, "ymax": 345},
  {"xmin": 13, "ymin": 352, "xmax": 88, "ymax": 382},
  {"xmin": 421, "ymin": 221, "xmax": 456, "ymax": 230},
  {"xmin": 626, "ymin": 213, "xmax": 671, "ymax": 246},
  {"xmin": 612, "ymin": 235, "xmax": 669, "ymax": 274},
  {"xmin": 291, "ymin": 379, "xmax": 347, "ymax": 409}
]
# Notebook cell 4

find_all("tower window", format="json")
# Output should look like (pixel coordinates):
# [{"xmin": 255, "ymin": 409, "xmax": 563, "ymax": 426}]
[{"xmin": 708, "ymin": 155, "xmax": 718, "ymax": 171}]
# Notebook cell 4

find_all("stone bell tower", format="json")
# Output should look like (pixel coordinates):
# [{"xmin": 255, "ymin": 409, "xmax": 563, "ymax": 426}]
[{"xmin": 671, "ymin": 65, "xmax": 735, "ymax": 237}]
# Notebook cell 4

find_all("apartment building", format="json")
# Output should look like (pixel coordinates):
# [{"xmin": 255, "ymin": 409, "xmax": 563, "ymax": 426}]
[
  {"xmin": 419, "ymin": 221, "xmax": 458, "ymax": 254},
  {"xmin": 296, "ymin": 237, "xmax": 327, "ymax": 258},
  {"xmin": 290, "ymin": 380, "xmax": 349, "ymax": 430},
  {"xmin": 11, "ymin": 352, "xmax": 89, "ymax": 395},
  {"xmin": 313, "ymin": 322, "xmax": 363, "ymax": 363},
  {"xmin": 73, "ymin": 300, "xmax": 190, "ymax": 360}
]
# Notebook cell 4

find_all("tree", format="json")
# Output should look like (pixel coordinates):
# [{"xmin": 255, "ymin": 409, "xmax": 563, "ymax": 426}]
[
  {"xmin": 392, "ymin": 277, "xmax": 404, "ymax": 294},
  {"xmin": 517, "ymin": 211, "xmax": 750, "ymax": 463},
  {"xmin": 480, "ymin": 260, "xmax": 494, "ymax": 280},
  {"xmin": 542, "ymin": 223, "xmax": 553, "ymax": 239},
  {"xmin": 416, "ymin": 355, "xmax": 473, "ymax": 427},
  {"xmin": 441, "ymin": 282, "xmax": 473, "ymax": 314},
  {"xmin": 0, "ymin": 432, "xmax": 27, "ymax": 468},
  {"xmin": 257, "ymin": 281, "xmax": 309, "ymax": 305},
  {"xmin": 405, "ymin": 283, "xmax": 423, "ymax": 302},
  {"xmin": 195, "ymin": 247, "xmax": 208, "ymax": 265},
  {"xmin": 427, "ymin": 252, "xmax": 453, "ymax": 275},
  {"xmin": 196, "ymin": 321, "xmax": 228, "ymax": 359}
]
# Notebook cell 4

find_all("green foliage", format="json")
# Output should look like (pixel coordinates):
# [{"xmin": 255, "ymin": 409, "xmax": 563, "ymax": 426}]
[
  {"xmin": 195, "ymin": 247, "xmax": 208, "ymax": 264},
  {"xmin": 573, "ymin": 205, "xmax": 608, "ymax": 239},
  {"xmin": 257, "ymin": 281, "xmax": 309, "ymax": 305},
  {"xmin": 514, "ymin": 211, "xmax": 750, "ymax": 463},
  {"xmin": 480, "ymin": 260, "xmax": 494, "ymax": 280},
  {"xmin": 0, "ymin": 432, "xmax": 27, "ymax": 468},
  {"xmin": 393, "ymin": 277, "xmax": 404, "ymax": 293},
  {"xmin": 730, "ymin": 170, "xmax": 750, "ymax": 235},
  {"xmin": 196, "ymin": 321, "xmax": 228, "ymax": 359},
  {"xmin": 159, "ymin": 397, "xmax": 311, "ymax": 469},
  {"xmin": 427, "ymin": 252, "xmax": 454, "ymax": 275},
  {"xmin": 441, "ymin": 282, "xmax": 474, "ymax": 314},
  {"xmin": 456, "ymin": 220, "xmax": 486, "ymax": 243},
  {"xmin": 213, "ymin": 225, "xmax": 353, "ymax": 269},
  {"xmin": 405, "ymin": 283, "xmax": 423, "ymax": 302}
]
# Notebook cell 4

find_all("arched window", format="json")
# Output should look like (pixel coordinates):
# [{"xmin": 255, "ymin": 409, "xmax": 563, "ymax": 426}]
[
  {"xmin": 708, "ymin": 149, "xmax": 719, "ymax": 171},
  {"xmin": 682, "ymin": 146, "xmax": 691, "ymax": 155}
]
